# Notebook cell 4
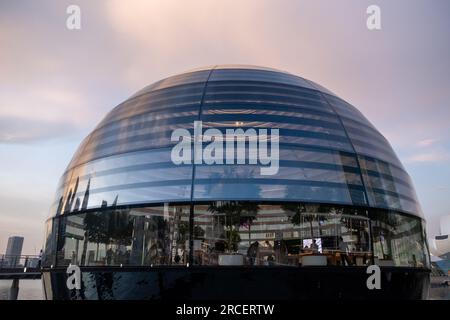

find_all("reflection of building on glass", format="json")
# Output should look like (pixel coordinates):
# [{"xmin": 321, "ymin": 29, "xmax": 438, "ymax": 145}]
[
  {"xmin": 49, "ymin": 203, "xmax": 427, "ymax": 270},
  {"xmin": 55, "ymin": 205, "xmax": 190, "ymax": 267},
  {"xmin": 41, "ymin": 66, "xmax": 430, "ymax": 300},
  {"xmin": 188, "ymin": 204, "xmax": 424, "ymax": 268}
]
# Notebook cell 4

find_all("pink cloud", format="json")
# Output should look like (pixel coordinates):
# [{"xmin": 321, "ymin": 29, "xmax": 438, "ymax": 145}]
[
  {"xmin": 405, "ymin": 150, "xmax": 450, "ymax": 163},
  {"xmin": 416, "ymin": 138, "xmax": 437, "ymax": 147}
]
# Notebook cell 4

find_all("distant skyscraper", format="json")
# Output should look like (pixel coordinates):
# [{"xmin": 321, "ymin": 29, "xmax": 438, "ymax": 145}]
[
  {"xmin": 5, "ymin": 236, "xmax": 24, "ymax": 267},
  {"xmin": 429, "ymin": 214, "xmax": 450, "ymax": 259}
]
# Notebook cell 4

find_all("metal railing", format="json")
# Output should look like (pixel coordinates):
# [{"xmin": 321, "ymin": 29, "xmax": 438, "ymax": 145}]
[{"xmin": 0, "ymin": 254, "xmax": 41, "ymax": 270}]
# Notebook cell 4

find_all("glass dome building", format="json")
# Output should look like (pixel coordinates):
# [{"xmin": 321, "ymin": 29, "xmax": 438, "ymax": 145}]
[{"xmin": 42, "ymin": 65, "xmax": 430, "ymax": 300}]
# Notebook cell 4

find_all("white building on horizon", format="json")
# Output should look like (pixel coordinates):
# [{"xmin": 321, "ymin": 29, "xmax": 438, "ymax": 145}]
[{"xmin": 429, "ymin": 215, "xmax": 450, "ymax": 258}]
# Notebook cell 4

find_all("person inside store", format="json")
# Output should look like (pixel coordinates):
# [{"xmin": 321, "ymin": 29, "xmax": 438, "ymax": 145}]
[
  {"xmin": 338, "ymin": 236, "xmax": 352, "ymax": 266},
  {"xmin": 247, "ymin": 241, "xmax": 259, "ymax": 265},
  {"xmin": 310, "ymin": 239, "xmax": 319, "ymax": 253}
]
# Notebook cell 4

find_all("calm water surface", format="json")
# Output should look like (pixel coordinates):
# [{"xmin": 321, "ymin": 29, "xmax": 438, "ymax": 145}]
[{"xmin": 0, "ymin": 279, "xmax": 43, "ymax": 300}]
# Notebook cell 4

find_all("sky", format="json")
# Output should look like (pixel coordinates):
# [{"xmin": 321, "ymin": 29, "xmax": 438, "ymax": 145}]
[{"xmin": 0, "ymin": 0, "xmax": 449, "ymax": 254}]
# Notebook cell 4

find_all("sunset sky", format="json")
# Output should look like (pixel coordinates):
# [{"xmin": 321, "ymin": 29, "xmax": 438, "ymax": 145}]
[{"xmin": 1, "ymin": 0, "xmax": 449, "ymax": 254}]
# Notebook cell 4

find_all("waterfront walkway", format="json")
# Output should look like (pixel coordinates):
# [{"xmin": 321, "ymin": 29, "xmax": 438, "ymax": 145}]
[
  {"xmin": 0, "ymin": 254, "xmax": 42, "ymax": 299},
  {"xmin": 0, "ymin": 254, "xmax": 41, "ymax": 279}
]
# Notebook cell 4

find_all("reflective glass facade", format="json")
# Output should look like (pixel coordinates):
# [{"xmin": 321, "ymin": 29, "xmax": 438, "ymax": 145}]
[
  {"xmin": 43, "ymin": 66, "xmax": 429, "ymax": 271},
  {"xmin": 44, "ymin": 203, "xmax": 429, "ymax": 269}
]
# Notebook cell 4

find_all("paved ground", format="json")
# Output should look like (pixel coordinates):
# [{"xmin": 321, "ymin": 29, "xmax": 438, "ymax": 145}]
[{"xmin": 429, "ymin": 276, "xmax": 450, "ymax": 299}]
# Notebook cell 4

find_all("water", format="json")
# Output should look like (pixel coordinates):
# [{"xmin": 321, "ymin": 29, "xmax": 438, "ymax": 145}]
[
  {"xmin": 0, "ymin": 279, "xmax": 43, "ymax": 300},
  {"xmin": 0, "ymin": 279, "xmax": 448, "ymax": 300}
]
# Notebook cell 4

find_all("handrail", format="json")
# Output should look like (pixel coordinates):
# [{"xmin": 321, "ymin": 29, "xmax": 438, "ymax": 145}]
[{"xmin": 0, "ymin": 254, "xmax": 41, "ymax": 270}]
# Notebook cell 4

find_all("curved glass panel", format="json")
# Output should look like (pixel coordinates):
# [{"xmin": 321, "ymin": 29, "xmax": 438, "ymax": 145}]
[
  {"xmin": 52, "ymin": 66, "xmax": 423, "ymax": 219},
  {"xmin": 208, "ymin": 68, "xmax": 317, "ymax": 90},
  {"xmin": 43, "ymin": 218, "xmax": 57, "ymax": 267},
  {"xmin": 52, "ymin": 149, "xmax": 193, "ymax": 212},
  {"xmin": 129, "ymin": 70, "xmax": 211, "ymax": 99},
  {"xmin": 370, "ymin": 210, "xmax": 430, "ymax": 268}
]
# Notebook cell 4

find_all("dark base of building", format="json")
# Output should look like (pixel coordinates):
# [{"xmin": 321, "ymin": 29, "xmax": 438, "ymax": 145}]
[{"xmin": 42, "ymin": 266, "xmax": 430, "ymax": 300}]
